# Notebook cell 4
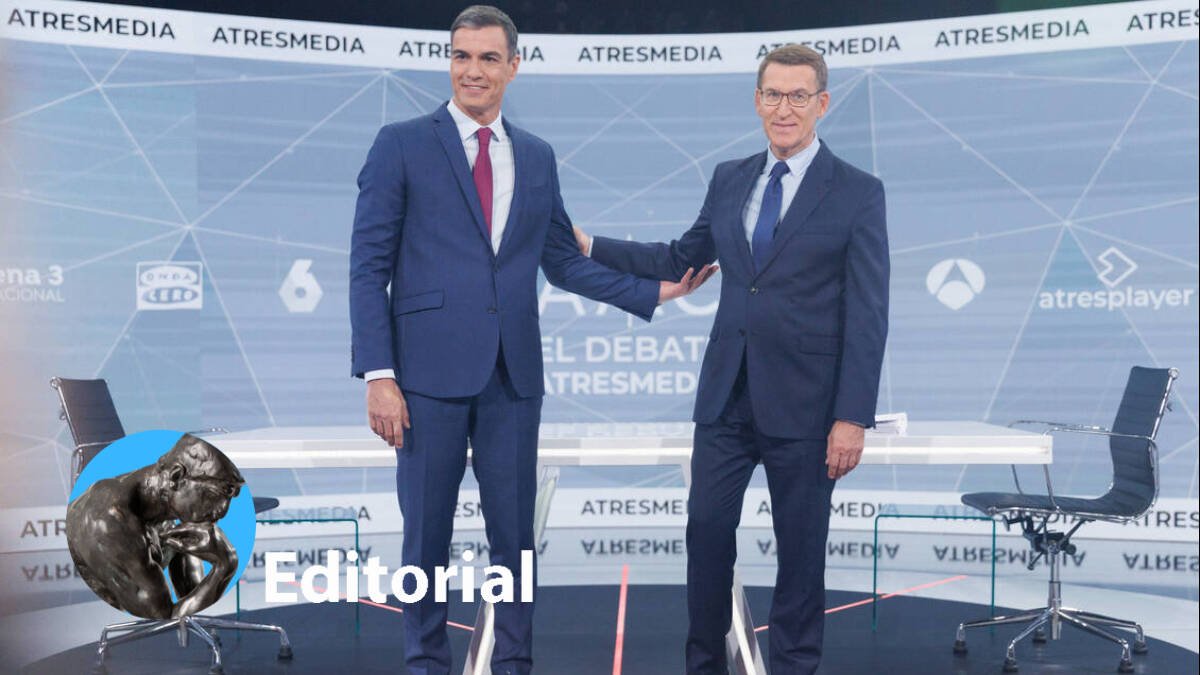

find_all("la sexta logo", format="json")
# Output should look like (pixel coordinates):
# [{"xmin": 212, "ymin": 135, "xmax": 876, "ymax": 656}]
[{"xmin": 279, "ymin": 259, "xmax": 323, "ymax": 313}]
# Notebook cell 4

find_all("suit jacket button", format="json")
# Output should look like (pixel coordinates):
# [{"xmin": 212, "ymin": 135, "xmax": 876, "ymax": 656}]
[
  {"xmin": 488, "ymin": 307, "xmax": 497, "ymax": 314},
  {"xmin": 738, "ymin": 328, "xmax": 746, "ymax": 336},
  {"xmin": 750, "ymin": 287, "xmax": 759, "ymax": 294}
]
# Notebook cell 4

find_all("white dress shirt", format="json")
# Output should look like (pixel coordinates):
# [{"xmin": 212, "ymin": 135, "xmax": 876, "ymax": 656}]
[
  {"xmin": 446, "ymin": 98, "xmax": 516, "ymax": 254},
  {"xmin": 365, "ymin": 100, "xmax": 517, "ymax": 384},
  {"xmin": 742, "ymin": 136, "xmax": 821, "ymax": 245}
]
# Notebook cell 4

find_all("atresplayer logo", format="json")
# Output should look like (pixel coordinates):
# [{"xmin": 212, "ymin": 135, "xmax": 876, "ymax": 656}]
[
  {"xmin": 1038, "ymin": 247, "xmax": 1195, "ymax": 311},
  {"xmin": 136, "ymin": 262, "xmax": 203, "ymax": 310},
  {"xmin": 926, "ymin": 258, "xmax": 986, "ymax": 310},
  {"xmin": 1096, "ymin": 247, "xmax": 1137, "ymax": 288}
]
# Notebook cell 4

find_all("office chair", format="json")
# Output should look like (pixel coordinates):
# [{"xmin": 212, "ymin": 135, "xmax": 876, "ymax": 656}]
[
  {"xmin": 52, "ymin": 377, "xmax": 292, "ymax": 674},
  {"xmin": 952, "ymin": 366, "xmax": 1178, "ymax": 673}
]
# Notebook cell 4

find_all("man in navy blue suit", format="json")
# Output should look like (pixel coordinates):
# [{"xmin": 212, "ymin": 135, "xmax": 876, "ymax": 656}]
[
  {"xmin": 575, "ymin": 45, "xmax": 889, "ymax": 674},
  {"xmin": 349, "ymin": 6, "xmax": 712, "ymax": 674}
]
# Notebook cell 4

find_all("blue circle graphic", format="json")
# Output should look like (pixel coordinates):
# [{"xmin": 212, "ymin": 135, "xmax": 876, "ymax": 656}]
[{"xmin": 69, "ymin": 430, "xmax": 256, "ymax": 608}]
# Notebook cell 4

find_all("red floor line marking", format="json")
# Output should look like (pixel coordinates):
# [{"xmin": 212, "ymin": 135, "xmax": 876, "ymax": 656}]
[
  {"xmin": 874, "ymin": 575, "xmax": 969, "ymax": 602},
  {"xmin": 753, "ymin": 574, "xmax": 970, "ymax": 632},
  {"xmin": 612, "ymin": 564, "xmax": 630, "ymax": 675}
]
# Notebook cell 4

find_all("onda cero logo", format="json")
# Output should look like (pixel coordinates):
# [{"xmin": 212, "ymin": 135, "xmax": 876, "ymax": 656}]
[{"xmin": 136, "ymin": 261, "xmax": 203, "ymax": 310}]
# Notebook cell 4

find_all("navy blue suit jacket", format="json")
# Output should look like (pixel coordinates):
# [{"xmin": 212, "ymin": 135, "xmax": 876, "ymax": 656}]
[
  {"xmin": 592, "ymin": 143, "xmax": 889, "ymax": 439},
  {"xmin": 350, "ymin": 103, "xmax": 659, "ymax": 398}
]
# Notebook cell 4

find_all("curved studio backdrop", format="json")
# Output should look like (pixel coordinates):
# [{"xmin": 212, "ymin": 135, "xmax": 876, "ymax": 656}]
[{"xmin": 0, "ymin": 1, "xmax": 1196, "ymax": 543}]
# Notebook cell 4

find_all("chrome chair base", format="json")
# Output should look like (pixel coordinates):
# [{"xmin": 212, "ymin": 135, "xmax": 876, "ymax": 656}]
[
  {"xmin": 952, "ymin": 534, "xmax": 1147, "ymax": 674},
  {"xmin": 95, "ymin": 614, "xmax": 292, "ymax": 674},
  {"xmin": 954, "ymin": 605, "xmax": 1146, "ymax": 673}
]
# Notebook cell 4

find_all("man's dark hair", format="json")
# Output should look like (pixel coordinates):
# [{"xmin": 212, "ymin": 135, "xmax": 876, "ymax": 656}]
[
  {"xmin": 451, "ymin": 5, "xmax": 519, "ymax": 60},
  {"xmin": 757, "ymin": 44, "xmax": 828, "ymax": 92}
]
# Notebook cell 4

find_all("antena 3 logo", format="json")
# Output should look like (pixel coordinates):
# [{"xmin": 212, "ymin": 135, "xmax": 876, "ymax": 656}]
[
  {"xmin": 926, "ymin": 258, "xmax": 986, "ymax": 310},
  {"xmin": 136, "ymin": 262, "xmax": 203, "ymax": 310},
  {"xmin": 0, "ymin": 264, "xmax": 65, "ymax": 303},
  {"xmin": 1038, "ymin": 247, "xmax": 1195, "ymax": 312}
]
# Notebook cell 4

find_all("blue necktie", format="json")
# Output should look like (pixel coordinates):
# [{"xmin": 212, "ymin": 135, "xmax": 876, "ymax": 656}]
[{"xmin": 752, "ymin": 161, "xmax": 790, "ymax": 272}]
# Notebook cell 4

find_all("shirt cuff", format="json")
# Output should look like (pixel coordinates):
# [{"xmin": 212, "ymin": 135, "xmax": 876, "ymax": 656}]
[
  {"xmin": 585, "ymin": 236, "xmax": 593, "ymax": 257},
  {"xmin": 364, "ymin": 369, "xmax": 396, "ymax": 382}
]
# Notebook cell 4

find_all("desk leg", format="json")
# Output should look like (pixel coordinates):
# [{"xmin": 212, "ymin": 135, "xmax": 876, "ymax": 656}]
[
  {"xmin": 725, "ymin": 570, "xmax": 768, "ymax": 675},
  {"xmin": 462, "ymin": 466, "xmax": 560, "ymax": 675}
]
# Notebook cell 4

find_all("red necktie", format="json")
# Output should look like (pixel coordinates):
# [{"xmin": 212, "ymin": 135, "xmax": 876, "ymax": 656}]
[{"xmin": 473, "ymin": 127, "xmax": 494, "ymax": 234}]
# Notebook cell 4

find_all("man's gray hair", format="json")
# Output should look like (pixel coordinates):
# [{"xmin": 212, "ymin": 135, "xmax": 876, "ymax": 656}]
[
  {"xmin": 757, "ymin": 44, "xmax": 828, "ymax": 92},
  {"xmin": 451, "ymin": 5, "xmax": 519, "ymax": 60}
]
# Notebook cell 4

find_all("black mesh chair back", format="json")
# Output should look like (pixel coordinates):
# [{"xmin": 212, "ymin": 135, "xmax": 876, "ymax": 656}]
[
  {"xmin": 51, "ymin": 377, "xmax": 126, "ymax": 485},
  {"xmin": 1104, "ymin": 366, "xmax": 1175, "ymax": 516},
  {"xmin": 954, "ymin": 366, "xmax": 1178, "ymax": 670}
]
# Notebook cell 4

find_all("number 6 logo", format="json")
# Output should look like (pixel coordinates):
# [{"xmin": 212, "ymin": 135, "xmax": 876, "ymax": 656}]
[{"xmin": 279, "ymin": 259, "xmax": 323, "ymax": 313}]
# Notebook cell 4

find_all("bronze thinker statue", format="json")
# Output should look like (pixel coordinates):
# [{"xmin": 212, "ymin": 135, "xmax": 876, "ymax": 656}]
[{"xmin": 66, "ymin": 434, "xmax": 244, "ymax": 618}]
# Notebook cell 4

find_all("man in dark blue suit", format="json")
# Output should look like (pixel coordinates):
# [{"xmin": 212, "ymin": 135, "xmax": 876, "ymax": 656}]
[
  {"xmin": 575, "ymin": 45, "xmax": 889, "ymax": 674},
  {"xmin": 349, "ymin": 6, "xmax": 711, "ymax": 674}
]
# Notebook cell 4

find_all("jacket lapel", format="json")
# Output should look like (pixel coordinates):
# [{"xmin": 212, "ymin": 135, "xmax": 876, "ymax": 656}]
[
  {"xmin": 757, "ymin": 143, "xmax": 834, "ymax": 275},
  {"xmin": 497, "ymin": 118, "xmax": 524, "ymax": 255},
  {"xmin": 433, "ymin": 104, "xmax": 492, "ymax": 248},
  {"xmin": 729, "ymin": 152, "xmax": 766, "ymax": 278}
]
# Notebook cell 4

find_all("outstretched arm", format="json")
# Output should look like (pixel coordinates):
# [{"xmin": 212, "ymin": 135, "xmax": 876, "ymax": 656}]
[
  {"xmin": 582, "ymin": 167, "xmax": 721, "ymax": 281},
  {"xmin": 541, "ymin": 151, "xmax": 715, "ymax": 318}
]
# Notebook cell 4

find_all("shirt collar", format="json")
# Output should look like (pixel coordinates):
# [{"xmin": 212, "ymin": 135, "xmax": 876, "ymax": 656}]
[
  {"xmin": 764, "ymin": 135, "xmax": 821, "ymax": 177},
  {"xmin": 447, "ymin": 99, "xmax": 507, "ymax": 143}
]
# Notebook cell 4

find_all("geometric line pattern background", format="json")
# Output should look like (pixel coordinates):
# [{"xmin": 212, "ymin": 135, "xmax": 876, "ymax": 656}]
[{"xmin": 1, "ymin": 38, "xmax": 1196, "ymax": 508}]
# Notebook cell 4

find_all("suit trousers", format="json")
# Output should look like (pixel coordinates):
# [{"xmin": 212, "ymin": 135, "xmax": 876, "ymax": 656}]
[
  {"xmin": 686, "ymin": 362, "xmax": 836, "ymax": 675},
  {"xmin": 396, "ymin": 358, "xmax": 542, "ymax": 675}
]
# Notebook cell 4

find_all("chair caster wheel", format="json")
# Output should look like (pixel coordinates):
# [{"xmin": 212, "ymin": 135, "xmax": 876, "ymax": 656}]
[
  {"xmin": 953, "ymin": 639, "xmax": 967, "ymax": 656},
  {"xmin": 1002, "ymin": 657, "xmax": 1019, "ymax": 672},
  {"xmin": 208, "ymin": 666, "xmax": 224, "ymax": 675},
  {"xmin": 1032, "ymin": 629, "xmax": 1047, "ymax": 644},
  {"xmin": 1133, "ymin": 640, "xmax": 1148, "ymax": 654},
  {"xmin": 278, "ymin": 645, "xmax": 294, "ymax": 660},
  {"xmin": 91, "ymin": 664, "xmax": 108, "ymax": 675},
  {"xmin": 1118, "ymin": 658, "xmax": 1134, "ymax": 673}
]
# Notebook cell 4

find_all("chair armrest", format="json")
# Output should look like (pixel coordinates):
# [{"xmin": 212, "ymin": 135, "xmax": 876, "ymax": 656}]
[
  {"xmin": 1005, "ymin": 463, "xmax": 1060, "ymax": 510},
  {"xmin": 1008, "ymin": 425, "xmax": 1159, "ymax": 515},
  {"xmin": 1042, "ymin": 427, "xmax": 1153, "ymax": 445}
]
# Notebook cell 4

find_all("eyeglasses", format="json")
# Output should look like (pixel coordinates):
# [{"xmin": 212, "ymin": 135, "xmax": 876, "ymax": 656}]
[{"xmin": 758, "ymin": 89, "xmax": 824, "ymax": 108}]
